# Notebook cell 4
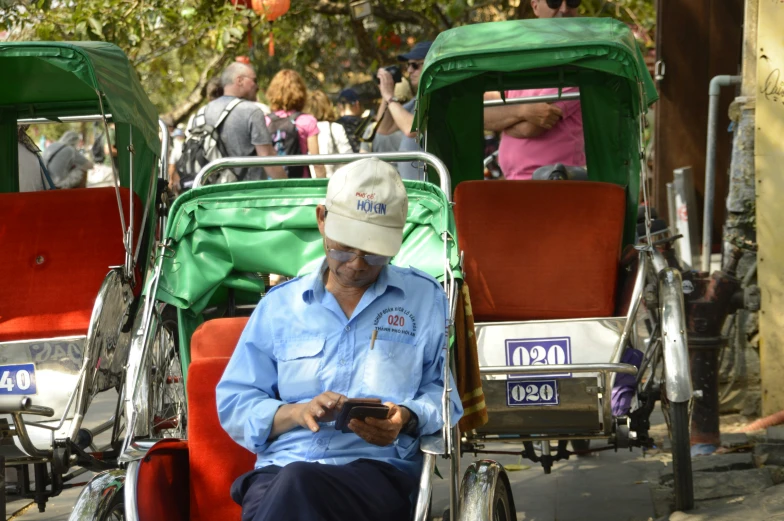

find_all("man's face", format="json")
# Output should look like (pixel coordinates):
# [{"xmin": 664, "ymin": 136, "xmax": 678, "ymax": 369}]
[
  {"xmin": 531, "ymin": 0, "xmax": 580, "ymax": 18},
  {"xmin": 316, "ymin": 206, "xmax": 385, "ymax": 289},
  {"xmin": 406, "ymin": 59, "xmax": 425, "ymax": 90},
  {"xmin": 237, "ymin": 69, "xmax": 259, "ymax": 101}
]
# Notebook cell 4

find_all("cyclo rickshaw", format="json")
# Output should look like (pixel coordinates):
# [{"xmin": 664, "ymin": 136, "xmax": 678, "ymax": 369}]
[
  {"xmin": 71, "ymin": 151, "xmax": 466, "ymax": 521},
  {"xmin": 415, "ymin": 17, "xmax": 694, "ymax": 515},
  {"xmin": 73, "ymin": 17, "xmax": 692, "ymax": 521},
  {"xmin": 0, "ymin": 42, "xmax": 169, "ymax": 512}
]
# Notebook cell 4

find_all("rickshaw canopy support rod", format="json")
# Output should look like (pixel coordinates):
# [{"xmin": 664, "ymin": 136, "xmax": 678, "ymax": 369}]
[
  {"xmin": 480, "ymin": 362, "xmax": 637, "ymax": 376},
  {"xmin": 702, "ymin": 75, "xmax": 741, "ymax": 272},
  {"xmin": 17, "ymin": 115, "xmax": 113, "ymax": 125},
  {"xmin": 483, "ymin": 92, "xmax": 580, "ymax": 107}
]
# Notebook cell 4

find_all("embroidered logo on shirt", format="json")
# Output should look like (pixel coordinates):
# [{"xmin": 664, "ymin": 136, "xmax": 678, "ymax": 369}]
[{"xmin": 373, "ymin": 306, "xmax": 417, "ymax": 337}]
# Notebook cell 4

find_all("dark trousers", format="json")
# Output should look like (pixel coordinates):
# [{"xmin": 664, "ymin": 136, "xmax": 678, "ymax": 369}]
[{"xmin": 231, "ymin": 459, "xmax": 418, "ymax": 521}]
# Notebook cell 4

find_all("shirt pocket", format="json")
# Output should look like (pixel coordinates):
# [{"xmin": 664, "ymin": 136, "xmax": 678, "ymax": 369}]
[
  {"xmin": 362, "ymin": 336, "xmax": 422, "ymax": 402},
  {"xmin": 274, "ymin": 337, "xmax": 325, "ymax": 402}
]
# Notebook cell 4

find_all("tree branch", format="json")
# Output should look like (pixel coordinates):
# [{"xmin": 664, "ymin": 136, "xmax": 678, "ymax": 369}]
[
  {"xmin": 312, "ymin": 0, "xmax": 439, "ymax": 36},
  {"xmin": 163, "ymin": 51, "xmax": 233, "ymax": 125}
]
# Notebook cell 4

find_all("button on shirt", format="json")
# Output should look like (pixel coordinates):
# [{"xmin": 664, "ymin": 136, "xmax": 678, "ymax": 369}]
[{"xmin": 217, "ymin": 262, "xmax": 463, "ymax": 480}]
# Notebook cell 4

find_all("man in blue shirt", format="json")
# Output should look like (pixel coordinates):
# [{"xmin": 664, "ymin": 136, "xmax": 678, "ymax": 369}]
[{"xmin": 217, "ymin": 157, "xmax": 462, "ymax": 521}]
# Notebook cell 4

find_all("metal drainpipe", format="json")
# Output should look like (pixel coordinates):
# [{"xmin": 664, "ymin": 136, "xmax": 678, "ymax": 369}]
[{"xmin": 702, "ymin": 75, "xmax": 742, "ymax": 272}]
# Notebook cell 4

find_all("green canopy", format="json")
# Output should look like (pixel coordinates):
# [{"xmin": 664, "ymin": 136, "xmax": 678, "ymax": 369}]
[
  {"xmin": 157, "ymin": 179, "xmax": 460, "ymax": 314},
  {"xmin": 0, "ymin": 41, "xmax": 160, "ymax": 200},
  {"xmin": 416, "ymin": 17, "xmax": 658, "ymax": 245}
]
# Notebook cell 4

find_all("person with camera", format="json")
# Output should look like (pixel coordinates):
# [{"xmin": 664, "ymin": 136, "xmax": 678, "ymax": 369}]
[
  {"xmin": 483, "ymin": 0, "xmax": 585, "ymax": 180},
  {"xmin": 217, "ymin": 158, "xmax": 462, "ymax": 521},
  {"xmin": 376, "ymin": 41, "xmax": 432, "ymax": 180}
]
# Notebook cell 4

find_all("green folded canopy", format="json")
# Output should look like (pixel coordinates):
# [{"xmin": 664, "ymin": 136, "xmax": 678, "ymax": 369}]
[
  {"xmin": 416, "ymin": 17, "xmax": 658, "ymax": 245},
  {"xmin": 0, "ymin": 41, "xmax": 160, "ymax": 200},
  {"xmin": 156, "ymin": 179, "xmax": 461, "ymax": 314}
]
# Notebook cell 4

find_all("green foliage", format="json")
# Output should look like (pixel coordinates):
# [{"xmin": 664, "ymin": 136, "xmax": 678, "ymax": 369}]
[
  {"xmin": 1, "ymin": 0, "xmax": 655, "ymax": 116},
  {"xmin": 1, "ymin": 0, "xmax": 251, "ymax": 113}
]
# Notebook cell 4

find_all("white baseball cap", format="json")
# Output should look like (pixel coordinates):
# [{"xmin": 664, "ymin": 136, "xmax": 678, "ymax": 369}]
[{"xmin": 324, "ymin": 158, "xmax": 408, "ymax": 257}]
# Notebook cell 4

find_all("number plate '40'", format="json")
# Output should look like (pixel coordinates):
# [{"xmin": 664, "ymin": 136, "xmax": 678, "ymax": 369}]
[
  {"xmin": 506, "ymin": 380, "xmax": 559, "ymax": 407},
  {"xmin": 505, "ymin": 337, "xmax": 572, "ymax": 378},
  {"xmin": 0, "ymin": 364, "xmax": 37, "ymax": 395}
]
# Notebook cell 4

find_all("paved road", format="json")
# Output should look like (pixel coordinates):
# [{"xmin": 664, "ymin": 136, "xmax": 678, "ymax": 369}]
[{"xmin": 7, "ymin": 393, "xmax": 667, "ymax": 521}]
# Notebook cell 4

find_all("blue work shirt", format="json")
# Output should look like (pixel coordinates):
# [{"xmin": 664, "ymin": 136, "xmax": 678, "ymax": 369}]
[{"xmin": 217, "ymin": 262, "xmax": 463, "ymax": 480}]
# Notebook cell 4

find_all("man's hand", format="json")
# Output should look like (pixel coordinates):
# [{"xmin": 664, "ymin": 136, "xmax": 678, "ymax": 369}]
[
  {"xmin": 349, "ymin": 402, "xmax": 410, "ymax": 446},
  {"xmin": 522, "ymin": 103, "xmax": 563, "ymax": 130},
  {"xmin": 504, "ymin": 121, "xmax": 546, "ymax": 139},
  {"xmin": 376, "ymin": 68, "xmax": 396, "ymax": 102},
  {"xmin": 296, "ymin": 391, "xmax": 347, "ymax": 433}
]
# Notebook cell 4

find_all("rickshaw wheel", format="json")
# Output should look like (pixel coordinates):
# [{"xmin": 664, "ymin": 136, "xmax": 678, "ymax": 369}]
[
  {"xmin": 491, "ymin": 478, "xmax": 514, "ymax": 521},
  {"xmin": 667, "ymin": 401, "xmax": 694, "ymax": 511},
  {"xmin": 149, "ymin": 319, "xmax": 187, "ymax": 438},
  {"xmin": 101, "ymin": 492, "xmax": 125, "ymax": 520}
]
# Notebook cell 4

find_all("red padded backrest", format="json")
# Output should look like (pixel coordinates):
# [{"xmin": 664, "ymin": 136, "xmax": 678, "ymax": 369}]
[
  {"xmin": 454, "ymin": 181, "xmax": 626, "ymax": 322},
  {"xmin": 0, "ymin": 187, "xmax": 142, "ymax": 341},
  {"xmin": 190, "ymin": 317, "xmax": 249, "ymax": 360},
  {"xmin": 188, "ymin": 357, "xmax": 255, "ymax": 521}
]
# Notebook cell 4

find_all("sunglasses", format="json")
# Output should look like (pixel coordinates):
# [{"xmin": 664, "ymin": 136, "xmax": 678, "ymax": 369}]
[
  {"xmin": 545, "ymin": 0, "xmax": 581, "ymax": 8},
  {"xmin": 326, "ymin": 249, "xmax": 391, "ymax": 266},
  {"xmin": 406, "ymin": 62, "xmax": 422, "ymax": 71}
]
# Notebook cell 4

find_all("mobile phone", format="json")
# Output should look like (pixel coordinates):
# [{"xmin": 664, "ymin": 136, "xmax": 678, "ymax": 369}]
[{"xmin": 334, "ymin": 399, "xmax": 390, "ymax": 433}]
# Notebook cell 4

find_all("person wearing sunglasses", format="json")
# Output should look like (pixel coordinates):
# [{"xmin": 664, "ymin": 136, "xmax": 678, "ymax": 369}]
[
  {"xmin": 534, "ymin": 0, "xmax": 581, "ymax": 17},
  {"xmin": 217, "ymin": 157, "xmax": 463, "ymax": 521},
  {"xmin": 483, "ymin": 0, "xmax": 586, "ymax": 180},
  {"xmin": 376, "ymin": 41, "xmax": 432, "ymax": 181}
]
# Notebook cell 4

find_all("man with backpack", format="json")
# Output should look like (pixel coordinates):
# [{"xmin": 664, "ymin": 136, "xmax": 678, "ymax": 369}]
[{"xmin": 177, "ymin": 62, "xmax": 284, "ymax": 191}]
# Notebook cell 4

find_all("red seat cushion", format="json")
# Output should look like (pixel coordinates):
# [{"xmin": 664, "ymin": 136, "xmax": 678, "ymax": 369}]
[
  {"xmin": 188, "ymin": 357, "xmax": 255, "ymax": 521},
  {"xmin": 454, "ymin": 181, "xmax": 626, "ymax": 322},
  {"xmin": 190, "ymin": 317, "xmax": 249, "ymax": 360},
  {"xmin": 0, "ymin": 187, "xmax": 142, "ymax": 341}
]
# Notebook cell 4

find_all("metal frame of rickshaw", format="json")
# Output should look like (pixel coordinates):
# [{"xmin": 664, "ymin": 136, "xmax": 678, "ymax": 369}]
[
  {"xmin": 66, "ymin": 152, "xmax": 467, "ymax": 521},
  {"xmin": 413, "ymin": 19, "xmax": 696, "ymax": 517},
  {"xmin": 0, "ymin": 41, "xmax": 169, "ymax": 511}
]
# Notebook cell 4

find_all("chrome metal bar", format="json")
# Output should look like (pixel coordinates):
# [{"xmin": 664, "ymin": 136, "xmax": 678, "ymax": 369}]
[
  {"xmin": 0, "ymin": 399, "xmax": 54, "ymax": 417},
  {"xmin": 158, "ymin": 118, "xmax": 170, "ymax": 183},
  {"xmin": 126, "ymin": 126, "xmax": 135, "ymax": 280},
  {"xmin": 480, "ymin": 363, "xmax": 637, "ymax": 376},
  {"xmin": 192, "ymin": 152, "xmax": 453, "ymax": 201},
  {"xmin": 133, "ymin": 169, "xmax": 156, "ymax": 266},
  {"xmin": 483, "ymin": 91, "xmax": 580, "ymax": 107},
  {"xmin": 96, "ymin": 92, "xmax": 129, "ymax": 266},
  {"xmin": 449, "ymin": 424, "xmax": 460, "ymax": 520},
  {"xmin": 612, "ymin": 251, "xmax": 647, "ymax": 364},
  {"xmin": 119, "ymin": 438, "xmax": 159, "ymax": 463},
  {"xmin": 17, "ymin": 114, "xmax": 113, "ymax": 125},
  {"xmin": 413, "ymin": 453, "xmax": 435, "ymax": 521},
  {"xmin": 10, "ymin": 414, "xmax": 52, "ymax": 459},
  {"xmin": 124, "ymin": 459, "xmax": 141, "ymax": 521}
]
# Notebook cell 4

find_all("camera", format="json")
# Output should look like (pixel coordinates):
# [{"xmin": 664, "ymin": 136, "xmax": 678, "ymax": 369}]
[{"xmin": 375, "ymin": 64, "xmax": 402, "ymax": 84}]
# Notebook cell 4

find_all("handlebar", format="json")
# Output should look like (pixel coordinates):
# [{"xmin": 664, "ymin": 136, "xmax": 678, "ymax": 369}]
[{"xmin": 192, "ymin": 152, "xmax": 453, "ymax": 202}]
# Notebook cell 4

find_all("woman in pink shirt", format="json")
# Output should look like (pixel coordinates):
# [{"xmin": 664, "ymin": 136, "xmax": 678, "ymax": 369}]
[
  {"xmin": 484, "ymin": 87, "xmax": 585, "ymax": 180},
  {"xmin": 265, "ymin": 70, "xmax": 326, "ymax": 178}
]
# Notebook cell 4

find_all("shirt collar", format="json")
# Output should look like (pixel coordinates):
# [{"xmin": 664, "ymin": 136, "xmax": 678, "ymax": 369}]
[{"xmin": 301, "ymin": 260, "xmax": 406, "ymax": 304}]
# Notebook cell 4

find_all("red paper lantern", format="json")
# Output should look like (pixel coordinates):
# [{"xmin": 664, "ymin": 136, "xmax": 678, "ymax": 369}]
[{"xmin": 250, "ymin": 0, "xmax": 290, "ymax": 21}]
